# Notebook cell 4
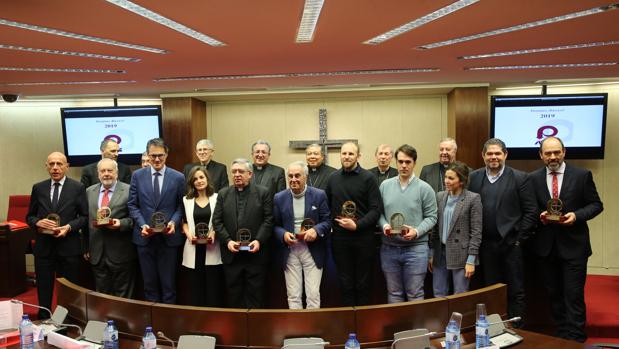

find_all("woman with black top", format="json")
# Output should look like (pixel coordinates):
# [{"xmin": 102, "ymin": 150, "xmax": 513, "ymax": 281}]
[{"xmin": 182, "ymin": 166, "xmax": 224, "ymax": 307}]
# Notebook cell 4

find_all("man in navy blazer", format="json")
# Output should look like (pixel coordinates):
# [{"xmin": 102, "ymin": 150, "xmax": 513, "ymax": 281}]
[
  {"xmin": 128, "ymin": 138, "xmax": 185, "ymax": 304},
  {"xmin": 273, "ymin": 161, "xmax": 331, "ymax": 309},
  {"xmin": 26, "ymin": 152, "xmax": 88, "ymax": 319},
  {"xmin": 530, "ymin": 137, "xmax": 603, "ymax": 342},
  {"xmin": 468, "ymin": 138, "xmax": 537, "ymax": 326}
]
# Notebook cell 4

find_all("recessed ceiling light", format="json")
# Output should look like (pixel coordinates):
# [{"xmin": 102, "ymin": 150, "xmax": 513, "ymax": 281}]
[
  {"xmin": 465, "ymin": 62, "xmax": 617, "ymax": 71},
  {"xmin": 0, "ymin": 18, "xmax": 167, "ymax": 54},
  {"xmin": 0, "ymin": 67, "xmax": 126, "ymax": 73},
  {"xmin": 105, "ymin": 0, "xmax": 225, "ymax": 47},
  {"xmin": 364, "ymin": 0, "xmax": 479, "ymax": 45},
  {"xmin": 3, "ymin": 80, "xmax": 136, "ymax": 86},
  {"xmin": 296, "ymin": 0, "xmax": 325, "ymax": 43},
  {"xmin": 0, "ymin": 44, "xmax": 141, "ymax": 62},
  {"xmin": 154, "ymin": 68, "xmax": 439, "ymax": 82},
  {"xmin": 418, "ymin": 3, "xmax": 619, "ymax": 49},
  {"xmin": 459, "ymin": 40, "xmax": 619, "ymax": 60}
]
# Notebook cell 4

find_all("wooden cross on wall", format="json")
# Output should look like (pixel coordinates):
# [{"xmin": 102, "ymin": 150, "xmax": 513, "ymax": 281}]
[{"xmin": 289, "ymin": 108, "xmax": 357, "ymax": 165}]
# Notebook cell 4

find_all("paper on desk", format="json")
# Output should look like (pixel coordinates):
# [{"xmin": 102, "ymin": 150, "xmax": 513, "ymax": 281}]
[{"xmin": 0, "ymin": 300, "xmax": 23, "ymax": 330}]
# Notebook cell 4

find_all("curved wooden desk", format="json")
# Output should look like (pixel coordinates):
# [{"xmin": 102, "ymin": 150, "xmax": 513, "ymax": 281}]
[{"xmin": 55, "ymin": 278, "xmax": 507, "ymax": 348}]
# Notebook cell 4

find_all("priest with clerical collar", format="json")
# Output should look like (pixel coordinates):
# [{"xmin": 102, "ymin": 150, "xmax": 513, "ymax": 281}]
[
  {"xmin": 305, "ymin": 143, "xmax": 337, "ymax": 190},
  {"xmin": 250, "ymin": 139, "xmax": 285, "ymax": 197}
]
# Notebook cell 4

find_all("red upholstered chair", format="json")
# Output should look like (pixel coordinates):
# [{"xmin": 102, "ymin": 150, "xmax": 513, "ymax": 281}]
[{"xmin": 7, "ymin": 195, "xmax": 31, "ymax": 222}]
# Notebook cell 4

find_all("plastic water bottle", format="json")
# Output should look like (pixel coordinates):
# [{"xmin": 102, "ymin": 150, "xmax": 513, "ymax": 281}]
[
  {"xmin": 476, "ymin": 303, "xmax": 490, "ymax": 348},
  {"xmin": 19, "ymin": 314, "xmax": 34, "ymax": 349},
  {"xmin": 445, "ymin": 312, "xmax": 462, "ymax": 349},
  {"xmin": 103, "ymin": 320, "xmax": 119, "ymax": 349},
  {"xmin": 344, "ymin": 333, "xmax": 360, "ymax": 349},
  {"xmin": 142, "ymin": 326, "xmax": 157, "ymax": 349}
]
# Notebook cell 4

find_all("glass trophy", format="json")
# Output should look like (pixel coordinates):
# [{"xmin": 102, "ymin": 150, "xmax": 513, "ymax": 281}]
[
  {"xmin": 193, "ymin": 223, "xmax": 211, "ymax": 245},
  {"xmin": 389, "ymin": 212, "xmax": 405, "ymax": 235},
  {"xmin": 42, "ymin": 213, "xmax": 60, "ymax": 235},
  {"xmin": 238, "ymin": 228, "xmax": 251, "ymax": 251},
  {"xmin": 95, "ymin": 206, "xmax": 113, "ymax": 227},
  {"xmin": 545, "ymin": 198, "xmax": 566, "ymax": 223},
  {"xmin": 148, "ymin": 211, "xmax": 168, "ymax": 234}
]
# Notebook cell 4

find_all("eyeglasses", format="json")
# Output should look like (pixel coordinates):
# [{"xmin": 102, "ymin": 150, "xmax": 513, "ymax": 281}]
[{"xmin": 148, "ymin": 153, "xmax": 166, "ymax": 159}]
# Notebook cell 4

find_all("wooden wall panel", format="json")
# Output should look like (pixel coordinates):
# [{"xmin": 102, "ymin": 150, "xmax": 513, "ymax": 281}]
[
  {"xmin": 161, "ymin": 97, "xmax": 206, "ymax": 171},
  {"xmin": 448, "ymin": 87, "xmax": 489, "ymax": 169}
]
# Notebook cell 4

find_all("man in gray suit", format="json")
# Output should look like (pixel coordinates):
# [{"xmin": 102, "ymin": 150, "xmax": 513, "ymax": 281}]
[
  {"xmin": 85, "ymin": 158, "xmax": 136, "ymax": 298},
  {"xmin": 251, "ymin": 140, "xmax": 286, "ymax": 197},
  {"xmin": 420, "ymin": 137, "xmax": 458, "ymax": 192},
  {"xmin": 468, "ymin": 138, "xmax": 537, "ymax": 326},
  {"xmin": 81, "ymin": 139, "xmax": 132, "ymax": 187}
]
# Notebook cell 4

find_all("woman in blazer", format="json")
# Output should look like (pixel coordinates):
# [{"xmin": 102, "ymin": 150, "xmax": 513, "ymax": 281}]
[
  {"xmin": 429, "ymin": 161, "xmax": 482, "ymax": 297},
  {"xmin": 182, "ymin": 166, "xmax": 223, "ymax": 307}
]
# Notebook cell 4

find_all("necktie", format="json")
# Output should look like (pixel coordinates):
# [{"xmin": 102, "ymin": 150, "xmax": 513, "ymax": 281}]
[
  {"xmin": 551, "ymin": 172, "xmax": 559, "ymax": 199},
  {"xmin": 101, "ymin": 188, "xmax": 110, "ymax": 208},
  {"xmin": 52, "ymin": 182, "xmax": 60, "ymax": 211},
  {"xmin": 153, "ymin": 172, "xmax": 161, "ymax": 203}
]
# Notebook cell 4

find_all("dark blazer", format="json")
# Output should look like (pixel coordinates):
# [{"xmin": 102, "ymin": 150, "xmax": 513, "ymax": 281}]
[
  {"xmin": 273, "ymin": 186, "xmax": 331, "ymax": 269},
  {"xmin": 86, "ymin": 182, "xmax": 135, "ymax": 265},
  {"xmin": 127, "ymin": 166, "xmax": 185, "ymax": 247},
  {"xmin": 368, "ymin": 166, "xmax": 398, "ymax": 183},
  {"xmin": 468, "ymin": 166, "xmax": 537, "ymax": 245},
  {"xmin": 420, "ymin": 162, "xmax": 444, "ymax": 192},
  {"xmin": 529, "ymin": 164, "xmax": 603, "ymax": 260},
  {"xmin": 252, "ymin": 163, "xmax": 286, "ymax": 197},
  {"xmin": 26, "ymin": 177, "xmax": 88, "ymax": 257},
  {"xmin": 213, "ymin": 183, "xmax": 273, "ymax": 264},
  {"xmin": 431, "ymin": 189, "xmax": 482, "ymax": 269},
  {"xmin": 183, "ymin": 160, "xmax": 229, "ymax": 193},
  {"xmin": 81, "ymin": 161, "xmax": 132, "ymax": 188}
]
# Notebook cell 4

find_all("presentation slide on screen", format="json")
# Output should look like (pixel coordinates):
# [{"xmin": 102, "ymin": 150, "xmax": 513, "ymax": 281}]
[
  {"xmin": 494, "ymin": 105, "xmax": 604, "ymax": 148},
  {"xmin": 65, "ymin": 115, "xmax": 160, "ymax": 156}
]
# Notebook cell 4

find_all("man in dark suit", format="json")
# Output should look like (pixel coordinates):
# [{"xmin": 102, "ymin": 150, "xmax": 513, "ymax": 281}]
[
  {"xmin": 305, "ymin": 143, "xmax": 337, "ymax": 190},
  {"xmin": 273, "ymin": 161, "xmax": 331, "ymax": 309},
  {"xmin": 530, "ymin": 137, "xmax": 603, "ymax": 342},
  {"xmin": 85, "ymin": 158, "xmax": 136, "ymax": 298},
  {"xmin": 128, "ymin": 138, "xmax": 185, "ymax": 304},
  {"xmin": 183, "ymin": 139, "xmax": 229, "ymax": 192},
  {"xmin": 420, "ymin": 137, "xmax": 458, "ymax": 192},
  {"xmin": 213, "ymin": 158, "xmax": 273, "ymax": 308},
  {"xmin": 251, "ymin": 140, "xmax": 285, "ymax": 197},
  {"xmin": 26, "ymin": 152, "xmax": 88, "ymax": 319},
  {"xmin": 81, "ymin": 139, "xmax": 132, "ymax": 187},
  {"xmin": 468, "ymin": 138, "xmax": 537, "ymax": 326},
  {"xmin": 369, "ymin": 144, "xmax": 398, "ymax": 185}
]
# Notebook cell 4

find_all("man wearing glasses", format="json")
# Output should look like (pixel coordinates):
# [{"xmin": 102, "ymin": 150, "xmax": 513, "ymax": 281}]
[
  {"xmin": 183, "ymin": 139, "xmax": 229, "ymax": 192},
  {"xmin": 128, "ymin": 138, "xmax": 185, "ymax": 304},
  {"xmin": 81, "ymin": 139, "xmax": 132, "ymax": 187}
]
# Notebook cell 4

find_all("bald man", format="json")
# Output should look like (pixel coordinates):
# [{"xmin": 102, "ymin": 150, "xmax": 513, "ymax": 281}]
[{"xmin": 26, "ymin": 152, "xmax": 88, "ymax": 319}]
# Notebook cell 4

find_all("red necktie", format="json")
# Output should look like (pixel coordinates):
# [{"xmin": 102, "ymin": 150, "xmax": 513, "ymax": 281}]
[
  {"xmin": 551, "ymin": 172, "xmax": 559, "ymax": 199},
  {"xmin": 101, "ymin": 189, "xmax": 110, "ymax": 208}
]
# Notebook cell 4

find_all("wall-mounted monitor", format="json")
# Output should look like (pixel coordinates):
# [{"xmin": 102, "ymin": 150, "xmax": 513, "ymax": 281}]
[
  {"xmin": 60, "ymin": 105, "xmax": 163, "ymax": 166},
  {"xmin": 490, "ymin": 94, "xmax": 607, "ymax": 159}
]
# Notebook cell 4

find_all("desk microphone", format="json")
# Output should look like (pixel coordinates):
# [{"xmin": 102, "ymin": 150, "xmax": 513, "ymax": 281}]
[
  {"xmin": 158, "ymin": 331, "xmax": 176, "ymax": 349},
  {"xmin": 390, "ymin": 331, "xmax": 436, "ymax": 349},
  {"xmin": 10, "ymin": 299, "xmax": 83, "ymax": 336},
  {"xmin": 281, "ymin": 341, "xmax": 330, "ymax": 349},
  {"xmin": 488, "ymin": 316, "xmax": 521, "ymax": 326}
]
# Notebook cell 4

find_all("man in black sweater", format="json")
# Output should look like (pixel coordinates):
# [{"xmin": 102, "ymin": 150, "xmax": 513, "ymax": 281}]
[{"xmin": 325, "ymin": 142, "xmax": 382, "ymax": 306}]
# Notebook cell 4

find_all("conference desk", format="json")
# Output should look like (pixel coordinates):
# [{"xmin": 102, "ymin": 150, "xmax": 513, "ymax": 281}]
[{"xmin": 52, "ymin": 278, "xmax": 592, "ymax": 349}]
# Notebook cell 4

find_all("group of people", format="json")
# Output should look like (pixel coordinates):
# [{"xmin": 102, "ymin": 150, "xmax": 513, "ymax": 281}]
[{"xmin": 25, "ymin": 134, "xmax": 602, "ymax": 343}]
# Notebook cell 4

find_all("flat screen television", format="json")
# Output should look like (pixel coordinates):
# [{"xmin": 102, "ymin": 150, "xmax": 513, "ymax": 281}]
[
  {"xmin": 490, "ymin": 93, "xmax": 607, "ymax": 159},
  {"xmin": 60, "ymin": 105, "xmax": 163, "ymax": 166}
]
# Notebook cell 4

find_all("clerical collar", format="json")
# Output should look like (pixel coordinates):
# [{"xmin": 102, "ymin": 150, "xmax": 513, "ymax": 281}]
[
  {"xmin": 254, "ymin": 163, "xmax": 268, "ymax": 171},
  {"xmin": 378, "ymin": 167, "xmax": 390, "ymax": 175}
]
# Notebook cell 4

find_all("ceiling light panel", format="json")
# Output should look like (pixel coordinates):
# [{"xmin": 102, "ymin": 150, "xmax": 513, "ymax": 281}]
[
  {"xmin": 459, "ymin": 40, "xmax": 619, "ymax": 59},
  {"xmin": 465, "ymin": 62, "xmax": 617, "ymax": 71},
  {"xmin": 0, "ymin": 44, "xmax": 141, "ymax": 62},
  {"xmin": 364, "ymin": 0, "xmax": 479, "ymax": 45},
  {"xmin": 3, "ymin": 80, "xmax": 136, "ymax": 86},
  {"xmin": 155, "ymin": 68, "xmax": 439, "ymax": 82},
  {"xmin": 0, "ymin": 67, "xmax": 126, "ymax": 73},
  {"xmin": 105, "ymin": 0, "xmax": 225, "ymax": 46},
  {"xmin": 418, "ymin": 3, "xmax": 619, "ymax": 49},
  {"xmin": 0, "ymin": 18, "xmax": 167, "ymax": 54},
  {"xmin": 296, "ymin": 0, "xmax": 325, "ymax": 43}
]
